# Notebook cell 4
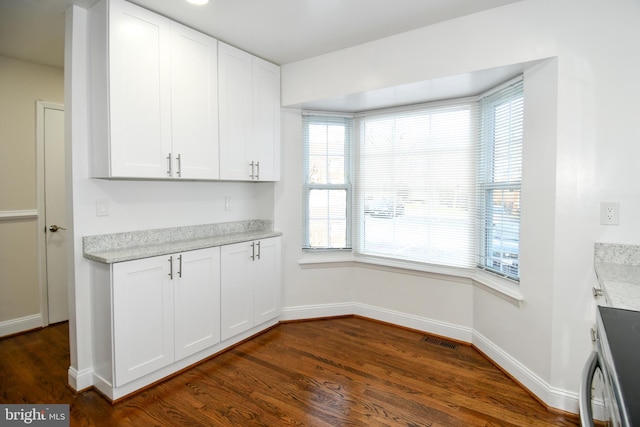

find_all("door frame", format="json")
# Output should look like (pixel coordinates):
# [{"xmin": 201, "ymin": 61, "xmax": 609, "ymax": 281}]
[{"xmin": 36, "ymin": 100, "xmax": 66, "ymax": 327}]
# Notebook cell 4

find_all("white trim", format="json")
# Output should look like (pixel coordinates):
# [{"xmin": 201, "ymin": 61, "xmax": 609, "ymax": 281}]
[
  {"xmin": 472, "ymin": 330, "xmax": 578, "ymax": 414},
  {"xmin": 0, "ymin": 210, "xmax": 38, "ymax": 220},
  {"xmin": 68, "ymin": 366, "xmax": 94, "ymax": 392},
  {"xmin": 279, "ymin": 302, "xmax": 577, "ymax": 414},
  {"xmin": 0, "ymin": 314, "xmax": 42, "ymax": 337}
]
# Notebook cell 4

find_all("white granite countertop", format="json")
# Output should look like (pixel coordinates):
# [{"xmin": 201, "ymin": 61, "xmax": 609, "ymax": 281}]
[
  {"xmin": 84, "ymin": 220, "xmax": 281, "ymax": 264},
  {"xmin": 594, "ymin": 243, "xmax": 640, "ymax": 311}
]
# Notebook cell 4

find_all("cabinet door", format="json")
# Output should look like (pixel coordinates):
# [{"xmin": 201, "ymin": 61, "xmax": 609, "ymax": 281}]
[
  {"xmin": 252, "ymin": 57, "xmax": 281, "ymax": 181},
  {"xmin": 254, "ymin": 237, "xmax": 282, "ymax": 325},
  {"xmin": 108, "ymin": 0, "xmax": 172, "ymax": 178},
  {"xmin": 171, "ymin": 23, "xmax": 219, "ymax": 179},
  {"xmin": 218, "ymin": 42, "xmax": 253, "ymax": 181},
  {"xmin": 112, "ymin": 255, "xmax": 174, "ymax": 386},
  {"xmin": 220, "ymin": 241, "xmax": 254, "ymax": 340},
  {"xmin": 174, "ymin": 247, "xmax": 221, "ymax": 360}
]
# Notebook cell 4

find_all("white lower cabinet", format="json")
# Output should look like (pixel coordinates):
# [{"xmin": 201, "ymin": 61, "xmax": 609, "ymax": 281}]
[
  {"xmin": 111, "ymin": 247, "xmax": 220, "ymax": 387},
  {"xmin": 92, "ymin": 237, "xmax": 281, "ymax": 399},
  {"xmin": 221, "ymin": 237, "xmax": 281, "ymax": 341}
]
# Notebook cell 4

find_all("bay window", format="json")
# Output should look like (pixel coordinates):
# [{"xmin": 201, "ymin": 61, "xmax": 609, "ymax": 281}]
[{"xmin": 302, "ymin": 77, "xmax": 524, "ymax": 282}]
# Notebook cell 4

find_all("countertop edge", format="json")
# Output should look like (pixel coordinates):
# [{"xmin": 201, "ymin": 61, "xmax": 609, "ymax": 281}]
[{"xmin": 84, "ymin": 230, "xmax": 282, "ymax": 264}]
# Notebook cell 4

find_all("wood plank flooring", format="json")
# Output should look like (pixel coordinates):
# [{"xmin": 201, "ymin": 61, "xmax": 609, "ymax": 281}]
[{"xmin": 0, "ymin": 317, "xmax": 579, "ymax": 426}]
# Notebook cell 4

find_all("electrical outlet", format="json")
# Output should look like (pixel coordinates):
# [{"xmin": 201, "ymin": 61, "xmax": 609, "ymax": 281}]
[
  {"xmin": 600, "ymin": 202, "xmax": 620, "ymax": 225},
  {"xmin": 225, "ymin": 196, "xmax": 232, "ymax": 211},
  {"xmin": 96, "ymin": 199, "xmax": 110, "ymax": 217}
]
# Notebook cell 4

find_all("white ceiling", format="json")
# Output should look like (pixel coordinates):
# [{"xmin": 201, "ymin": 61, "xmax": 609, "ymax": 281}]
[
  {"xmin": 0, "ymin": 0, "xmax": 520, "ymax": 68},
  {"xmin": 0, "ymin": 0, "xmax": 525, "ymax": 111}
]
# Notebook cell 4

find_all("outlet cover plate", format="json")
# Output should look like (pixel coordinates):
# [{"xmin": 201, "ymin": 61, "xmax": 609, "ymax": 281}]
[{"xmin": 600, "ymin": 202, "xmax": 620, "ymax": 225}]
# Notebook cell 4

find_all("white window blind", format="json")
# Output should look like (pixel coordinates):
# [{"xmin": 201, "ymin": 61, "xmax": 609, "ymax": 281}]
[
  {"xmin": 355, "ymin": 102, "xmax": 478, "ymax": 268},
  {"xmin": 302, "ymin": 114, "xmax": 353, "ymax": 249},
  {"xmin": 477, "ymin": 78, "xmax": 523, "ymax": 280}
]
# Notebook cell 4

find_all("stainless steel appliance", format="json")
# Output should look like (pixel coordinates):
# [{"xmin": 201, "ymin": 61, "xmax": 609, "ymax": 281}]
[{"xmin": 580, "ymin": 306, "xmax": 640, "ymax": 426}]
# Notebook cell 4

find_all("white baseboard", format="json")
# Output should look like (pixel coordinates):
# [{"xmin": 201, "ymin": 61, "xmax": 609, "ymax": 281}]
[
  {"xmin": 280, "ymin": 302, "xmax": 578, "ymax": 414},
  {"xmin": 68, "ymin": 366, "xmax": 94, "ymax": 392},
  {"xmin": 0, "ymin": 314, "xmax": 43, "ymax": 337}
]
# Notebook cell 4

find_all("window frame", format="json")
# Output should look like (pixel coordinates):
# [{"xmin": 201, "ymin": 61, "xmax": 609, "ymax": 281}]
[
  {"xmin": 477, "ymin": 78, "xmax": 524, "ymax": 282},
  {"xmin": 302, "ymin": 113, "xmax": 353, "ymax": 250}
]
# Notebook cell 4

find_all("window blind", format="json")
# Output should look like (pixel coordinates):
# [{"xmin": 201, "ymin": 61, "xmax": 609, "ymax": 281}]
[
  {"xmin": 354, "ymin": 101, "xmax": 479, "ymax": 268},
  {"xmin": 477, "ymin": 78, "xmax": 523, "ymax": 280},
  {"xmin": 302, "ymin": 114, "xmax": 353, "ymax": 249}
]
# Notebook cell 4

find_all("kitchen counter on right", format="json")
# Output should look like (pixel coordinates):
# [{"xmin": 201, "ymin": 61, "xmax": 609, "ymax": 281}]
[{"xmin": 594, "ymin": 243, "xmax": 640, "ymax": 311}]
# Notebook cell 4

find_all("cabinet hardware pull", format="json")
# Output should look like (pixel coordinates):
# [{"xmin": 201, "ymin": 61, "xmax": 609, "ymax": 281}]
[
  {"xmin": 592, "ymin": 287, "xmax": 603, "ymax": 298},
  {"xmin": 249, "ymin": 161, "xmax": 255, "ymax": 179},
  {"xmin": 178, "ymin": 254, "xmax": 183, "ymax": 278},
  {"xmin": 256, "ymin": 241, "xmax": 261, "ymax": 260},
  {"xmin": 168, "ymin": 255, "xmax": 173, "ymax": 279},
  {"xmin": 167, "ymin": 153, "xmax": 172, "ymax": 177},
  {"xmin": 590, "ymin": 328, "xmax": 597, "ymax": 343},
  {"xmin": 251, "ymin": 242, "xmax": 255, "ymax": 261},
  {"xmin": 256, "ymin": 161, "xmax": 260, "ymax": 180},
  {"xmin": 176, "ymin": 154, "xmax": 182, "ymax": 178}
]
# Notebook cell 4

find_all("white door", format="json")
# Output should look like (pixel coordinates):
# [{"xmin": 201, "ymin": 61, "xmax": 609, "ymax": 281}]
[
  {"xmin": 38, "ymin": 102, "xmax": 67, "ymax": 324},
  {"xmin": 220, "ymin": 241, "xmax": 254, "ymax": 341},
  {"xmin": 174, "ymin": 247, "xmax": 221, "ymax": 360},
  {"xmin": 112, "ymin": 255, "xmax": 174, "ymax": 386},
  {"xmin": 254, "ymin": 237, "xmax": 281, "ymax": 325},
  {"xmin": 218, "ymin": 42, "xmax": 253, "ymax": 181},
  {"xmin": 170, "ymin": 22, "xmax": 219, "ymax": 179},
  {"xmin": 109, "ymin": 0, "xmax": 172, "ymax": 178},
  {"xmin": 252, "ymin": 57, "xmax": 281, "ymax": 181}
]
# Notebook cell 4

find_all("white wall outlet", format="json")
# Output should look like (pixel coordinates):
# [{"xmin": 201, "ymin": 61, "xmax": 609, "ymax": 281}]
[
  {"xmin": 225, "ymin": 196, "xmax": 232, "ymax": 211},
  {"xmin": 600, "ymin": 202, "xmax": 619, "ymax": 225},
  {"xmin": 96, "ymin": 199, "xmax": 110, "ymax": 217}
]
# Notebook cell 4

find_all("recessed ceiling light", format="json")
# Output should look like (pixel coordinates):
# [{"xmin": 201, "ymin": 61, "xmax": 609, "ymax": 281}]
[{"xmin": 186, "ymin": 0, "xmax": 209, "ymax": 5}]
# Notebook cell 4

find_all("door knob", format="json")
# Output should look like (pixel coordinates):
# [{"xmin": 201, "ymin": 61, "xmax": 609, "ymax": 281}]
[{"xmin": 49, "ymin": 225, "xmax": 66, "ymax": 232}]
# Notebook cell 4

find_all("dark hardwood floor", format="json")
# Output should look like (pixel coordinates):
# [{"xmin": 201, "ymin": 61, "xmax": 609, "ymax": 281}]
[{"xmin": 0, "ymin": 317, "xmax": 579, "ymax": 426}]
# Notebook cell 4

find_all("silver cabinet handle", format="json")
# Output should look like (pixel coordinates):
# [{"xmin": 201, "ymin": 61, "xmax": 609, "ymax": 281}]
[
  {"xmin": 255, "ymin": 161, "xmax": 260, "ymax": 180},
  {"xmin": 250, "ymin": 242, "xmax": 255, "ymax": 261},
  {"xmin": 167, "ymin": 153, "xmax": 172, "ymax": 177},
  {"xmin": 256, "ymin": 241, "xmax": 261, "ymax": 260},
  {"xmin": 592, "ymin": 287, "xmax": 603, "ymax": 297},
  {"xmin": 48, "ymin": 225, "xmax": 66, "ymax": 232},
  {"xmin": 176, "ymin": 154, "xmax": 182, "ymax": 178},
  {"xmin": 249, "ymin": 161, "xmax": 255, "ymax": 179},
  {"xmin": 177, "ymin": 254, "xmax": 182, "ymax": 278},
  {"xmin": 168, "ymin": 255, "xmax": 173, "ymax": 280}
]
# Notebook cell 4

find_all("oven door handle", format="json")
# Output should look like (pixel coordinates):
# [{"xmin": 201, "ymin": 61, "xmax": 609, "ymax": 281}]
[{"xmin": 579, "ymin": 351, "xmax": 599, "ymax": 427}]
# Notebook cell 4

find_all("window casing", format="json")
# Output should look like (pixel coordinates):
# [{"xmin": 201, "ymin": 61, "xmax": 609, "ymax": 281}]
[
  {"xmin": 477, "ymin": 79, "xmax": 523, "ymax": 281},
  {"xmin": 302, "ymin": 114, "xmax": 353, "ymax": 249}
]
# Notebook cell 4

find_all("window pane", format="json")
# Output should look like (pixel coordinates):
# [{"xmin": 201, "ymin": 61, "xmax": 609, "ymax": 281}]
[
  {"xmin": 308, "ymin": 189, "xmax": 347, "ymax": 248},
  {"xmin": 358, "ymin": 106, "xmax": 476, "ymax": 268},
  {"xmin": 483, "ymin": 189, "xmax": 520, "ymax": 278}
]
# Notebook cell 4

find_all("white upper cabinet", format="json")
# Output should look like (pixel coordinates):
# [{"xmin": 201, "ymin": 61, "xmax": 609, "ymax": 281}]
[
  {"xmin": 219, "ymin": 42, "xmax": 281, "ymax": 181},
  {"xmin": 170, "ymin": 22, "xmax": 219, "ymax": 180},
  {"xmin": 89, "ymin": 0, "xmax": 219, "ymax": 179}
]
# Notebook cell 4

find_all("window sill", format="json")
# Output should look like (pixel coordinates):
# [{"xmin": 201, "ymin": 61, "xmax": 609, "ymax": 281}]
[{"xmin": 298, "ymin": 251, "xmax": 523, "ymax": 306}]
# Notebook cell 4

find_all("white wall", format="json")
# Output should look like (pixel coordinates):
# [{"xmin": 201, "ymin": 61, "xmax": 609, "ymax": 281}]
[
  {"xmin": 277, "ymin": 0, "xmax": 640, "ymax": 412},
  {"xmin": 66, "ymin": 6, "xmax": 275, "ymax": 390}
]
